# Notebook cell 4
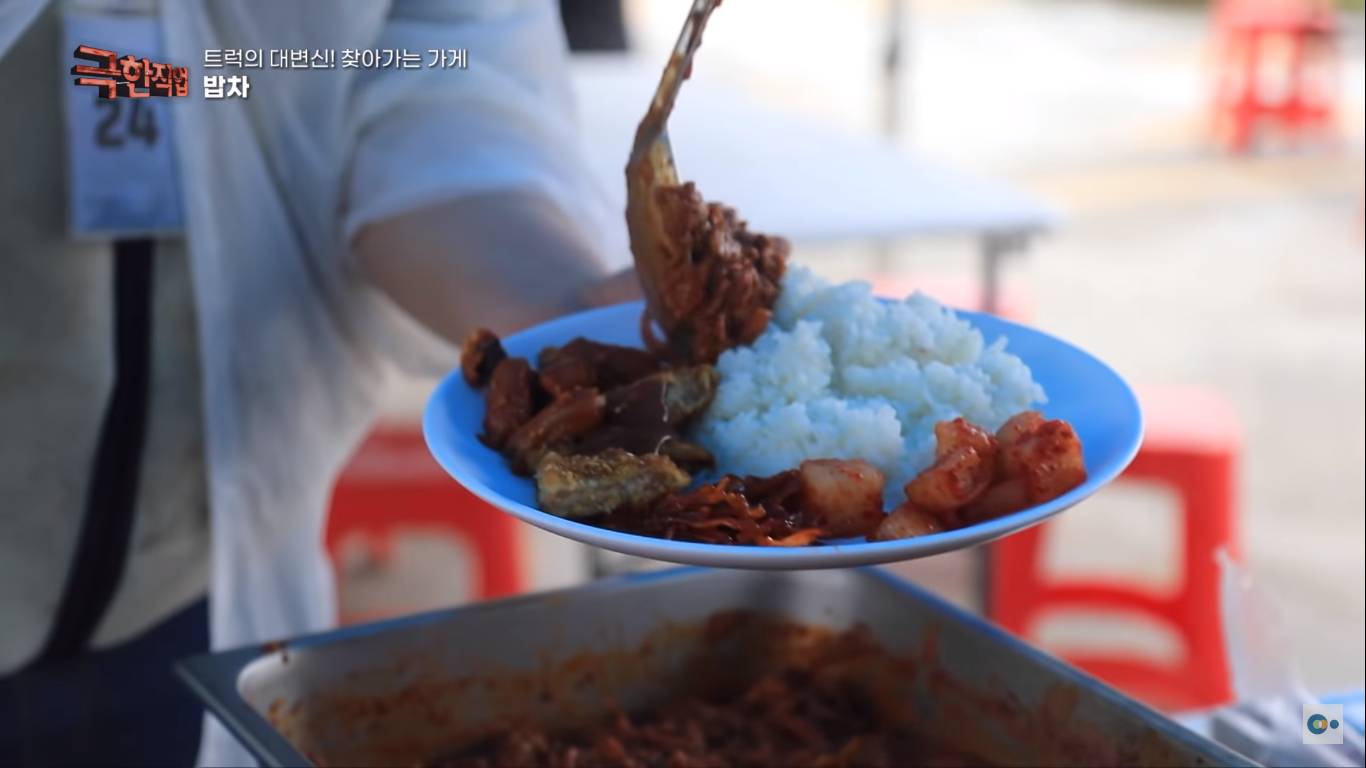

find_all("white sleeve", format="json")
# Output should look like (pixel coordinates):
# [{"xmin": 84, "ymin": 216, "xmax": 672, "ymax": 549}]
[
  {"xmin": 341, "ymin": 0, "xmax": 607, "ymax": 245},
  {"xmin": 0, "ymin": 0, "xmax": 46, "ymax": 61}
]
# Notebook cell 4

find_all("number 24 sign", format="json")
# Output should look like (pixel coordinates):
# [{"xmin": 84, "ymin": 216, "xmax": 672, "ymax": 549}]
[{"xmin": 93, "ymin": 100, "xmax": 159, "ymax": 148}]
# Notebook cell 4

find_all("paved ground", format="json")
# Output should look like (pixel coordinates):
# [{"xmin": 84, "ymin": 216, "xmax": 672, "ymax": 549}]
[{"xmin": 342, "ymin": 0, "xmax": 1365, "ymax": 697}]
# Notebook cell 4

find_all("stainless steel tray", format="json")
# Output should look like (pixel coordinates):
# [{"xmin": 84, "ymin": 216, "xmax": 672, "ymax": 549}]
[{"xmin": 178, "ymin": 567, "xmax": 1254, "ymax": 766}]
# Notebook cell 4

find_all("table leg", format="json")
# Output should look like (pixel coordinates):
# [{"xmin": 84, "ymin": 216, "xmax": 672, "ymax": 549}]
[
  {"xmin": 882, "ymin": 0, "xmax": 907, "ymax": 137},
  {"xmin": 978, "ymin": 230, "xmax": 1030, "ymax": 315},
  {"xmin": 873, "ymin": 0, "xmax": 907, "ymax": 280}
]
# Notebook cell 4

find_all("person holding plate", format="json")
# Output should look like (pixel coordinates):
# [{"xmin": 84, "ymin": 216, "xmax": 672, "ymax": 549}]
[{"xmin": 0, "ymin": 1, "xmax": 628, "ymax": 765}]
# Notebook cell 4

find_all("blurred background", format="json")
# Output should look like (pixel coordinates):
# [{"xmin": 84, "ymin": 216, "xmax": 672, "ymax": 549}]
[{"xmin": 332, "ymin": 0, "xmax": 1364, "ymax": 709}]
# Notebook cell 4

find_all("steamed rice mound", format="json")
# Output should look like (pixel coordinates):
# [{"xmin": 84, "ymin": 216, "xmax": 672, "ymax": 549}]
[{"xmin": 696, "ymin": 267, "xmax": 1046, "ymax": 502}]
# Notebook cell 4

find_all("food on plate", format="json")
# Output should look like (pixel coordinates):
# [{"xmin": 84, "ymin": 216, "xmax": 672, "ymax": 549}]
[
  {"xmin": 587, "ymin": 469, "xmax": 795, "ymax": 547},
  {"xmin": 796, "ymin": 458, "xmax": 886, "ymax": 538},
  {"xmin": 579, "ymin": 458, "xmax": 883, "ymax": 546},
  {"xmin": 479, "ymin": 357, "xmax": 538, "ymax": 450},
  {"xmin": 460, "ymin": 288, "xmax": 1085, "ymax": 546},
  {"xmin": 652, "ymin": 438, "xmax": 714, "ymax": 470},
  {"xmin": 535, "ymin": 449, "xmax": 690, "ymax": 520},
  {"xmin": 871, "ymin": 503, "xmax": 945, "ymax": 542},
  {"xmin": 466, "ymin": 333, "xmax": 719, "ymax": 478},
  {"xmin": 626, "ymin": 0, "xmax": 787, "ymax": 366},
  {"xmin": 505, "ymin": 387, "xmax": 606, "ymax": 475},
  {"xmin": 575, "ymin": 365, "xmax": 721, "ymax": 471},
  {"xmin": 996, "ymin": 409, "xmax": 1045, "ymax": 470},
  {"xmin": 935, "ymin": 415, "xmax": 998, "ymax": 459},
  {"xmin": 459, "ymin": 327, "xmax": 506, "ymax": 387},
  {"xmin": 903, "ymin": 446, "xmax": 993, "ymax": 515},
  {"xmin": 873, "ymin": 411, "xmax": 1088, "ymax": 541},
  {"xmin": 696, "ymin": 267, "xmax": 1044, "ymax": 501},
  {"xmin": 538, "ymin": 338, "xmax": 660, "ymax": 398},
  {"xmin": 960, "ymin": 411, "xmax": 1087, "ymax": 526},
  {"xmin": 903, "ymin": 419, "xmax": 997, "ymax": 514},
  {"xmin": 574, "ymin": 427, "xmax": 715, "ymax": 472},
  {"xmin": 632, "ymin": 183, "xmax": 788, "ymax": 366},
  {"xmin": 603, "ymin": 365, "xmax": 720, "ymax": 429}
]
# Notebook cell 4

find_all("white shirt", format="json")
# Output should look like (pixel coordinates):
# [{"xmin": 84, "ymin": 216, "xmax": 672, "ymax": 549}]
[
  {"xmin": 0, "ymin": 0, "xmax": 211, "ymax": 676},
  {"xmin": 0, "ymin": 1, "xmax": 612, "ymax": 765}
]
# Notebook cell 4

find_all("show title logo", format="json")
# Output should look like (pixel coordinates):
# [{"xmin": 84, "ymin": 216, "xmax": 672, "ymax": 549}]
[{"xmin": 71, "ymin": 44, "xmax": 189, "ymax": 99}]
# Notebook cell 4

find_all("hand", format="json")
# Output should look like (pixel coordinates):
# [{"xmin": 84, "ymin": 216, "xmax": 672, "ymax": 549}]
[{"xmin": 354, "ymin": 190, "xmax": 613, "ymax": 341}]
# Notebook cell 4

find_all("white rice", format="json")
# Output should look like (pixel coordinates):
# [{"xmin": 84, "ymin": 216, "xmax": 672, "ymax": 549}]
[{"xmin": 695, "ymin": 266, "xmax": 1046, "ymax": 502}]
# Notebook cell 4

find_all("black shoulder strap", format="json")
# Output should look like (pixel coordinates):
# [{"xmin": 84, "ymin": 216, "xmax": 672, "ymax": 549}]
[{"xmin": 36, "ymin": 238, "xmax": 155, "ymax": 664}]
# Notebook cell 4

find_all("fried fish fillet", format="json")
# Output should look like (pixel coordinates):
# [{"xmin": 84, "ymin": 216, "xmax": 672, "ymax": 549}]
[{"xmin": 535, "ymin": 449, "xmax": 690, "ymax": 519}]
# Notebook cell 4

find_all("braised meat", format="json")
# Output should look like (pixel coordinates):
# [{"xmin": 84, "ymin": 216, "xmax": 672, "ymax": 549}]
[
  {"xmin": 480, "ymin": 358, "xmax": 538, "ymax": 450},
  {"xmin": 463, "ymin": 330, "xmax": 715, "ymax": 486},
  {"xmin": 460, "ymin": 327, "xmax": 506, "ymax": 388},
  {"xmin": 562, "ymin": 365, "xmax": 720, "ymax": 472},
  {"xmin": 537, "ymin": 338, "xmax": 661, "ymax": 398},
  {"xmin": 506, "ymin": 389, "xmax": 606, "ymax": 475},
  {"xmin": 604, "ymin": 365, "xmax": 719, "ymax": 429}
]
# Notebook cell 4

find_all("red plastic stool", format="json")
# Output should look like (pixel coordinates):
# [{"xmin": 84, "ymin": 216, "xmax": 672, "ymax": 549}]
[
  {"xmin": 325, "ymin": 425, "xmax": 525, "ymax": 623},
  {"xmin": 989, "ymin": 385, "xmax": 1242, "ymax": 712},
  {"xmin": 1210, "ymin": 0, "xmax": 1341, "ymax": 153}
]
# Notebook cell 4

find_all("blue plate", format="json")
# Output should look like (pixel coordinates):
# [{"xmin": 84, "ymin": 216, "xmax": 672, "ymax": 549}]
[{"xmin": 424, "ymin": 301, "xmax": 1142, "ymax": 569}]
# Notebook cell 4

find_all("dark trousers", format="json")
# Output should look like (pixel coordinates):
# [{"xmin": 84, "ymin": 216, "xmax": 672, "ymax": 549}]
[{"xmin": 0, "ymin": 598, "xmax": 208, "ymax": 767}]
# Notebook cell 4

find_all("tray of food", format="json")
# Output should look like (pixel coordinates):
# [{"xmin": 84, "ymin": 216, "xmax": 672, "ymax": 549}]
[
  {"xmin": 177, "ymin": 568, "xmax": 1252, "ymax": 767},
  {"xmin": 420, "ymin": 0, "xmax": 1143, "ymax": 568}
]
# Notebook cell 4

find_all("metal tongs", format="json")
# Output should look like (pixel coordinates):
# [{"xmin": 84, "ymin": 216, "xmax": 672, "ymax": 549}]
[
  {"xmin": 628, "ymin": 0, "xmax": 720, "ymax": 187},
  {"xmin": 625, "ymin": 0, "xmax": 722, "ymax": 342}
]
